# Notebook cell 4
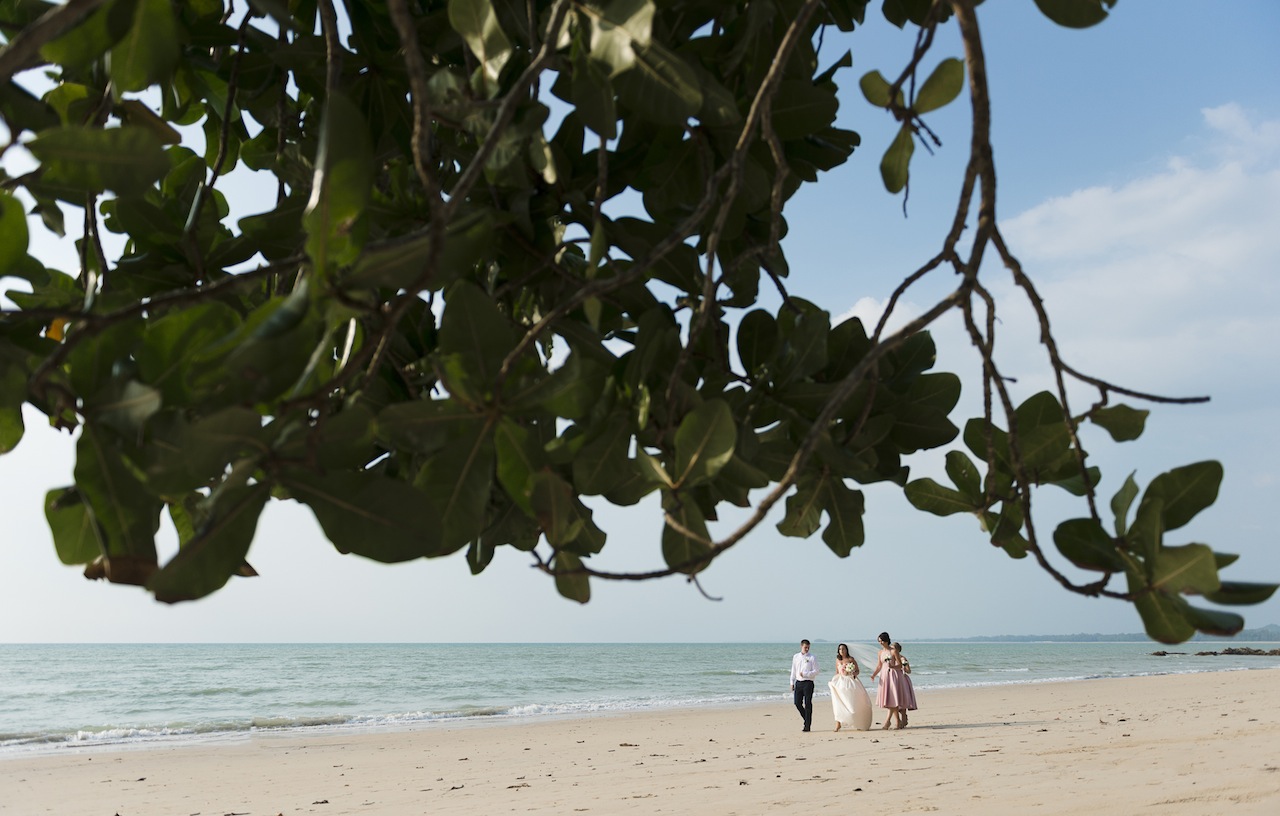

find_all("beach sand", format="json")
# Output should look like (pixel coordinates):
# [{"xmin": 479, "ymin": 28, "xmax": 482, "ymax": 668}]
[{"xmin": 3, "ymin": 668, "xmax": 1278, "ymax": 815}]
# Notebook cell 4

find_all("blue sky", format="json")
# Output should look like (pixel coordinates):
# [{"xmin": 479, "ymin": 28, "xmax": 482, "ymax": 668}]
[{"xmin": 2, "ymin": 2, "xmax": 1278, "ymax": 644}]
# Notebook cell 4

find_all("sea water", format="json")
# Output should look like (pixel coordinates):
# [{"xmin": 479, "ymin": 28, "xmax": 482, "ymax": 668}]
[{"xmin": 2, "ymin": 641, "xmax": 1276, "ymax": 755}]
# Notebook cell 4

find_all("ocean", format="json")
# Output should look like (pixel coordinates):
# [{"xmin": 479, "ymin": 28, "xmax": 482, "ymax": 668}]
[{"xmin": 2, "ymin": 641, "xmax": 1276, "ymax": 756}]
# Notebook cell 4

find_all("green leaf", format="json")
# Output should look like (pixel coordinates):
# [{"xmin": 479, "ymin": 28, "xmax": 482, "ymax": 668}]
[
  {"xmin": 148, "ymin": 483, "xmax": 270, "ymax": 603},
  {"xmin": 775, "ymin": 307, "xmax": 829, "ymax": 384},
  {"xmin": 530, "ymin": 471, "xmax": 582, "ymax": 548},
  {"xmin": 40, "ymin": 0, "xmax": 139, "ymax": 70},
  {"xmin": 283, "ymin": 469, "xmax": 444, "ymax": 562},
  {"xmin": 572, "ymin": 413, "xmax": 633, "ymax": 496},
  {"xmin": 719, "ymin": 453, "xmax": 769, "ymax": 492},
  {"xmin": 512, "ymin": 353, "xmax": 607, "ymax": 420},
  {"xmin": 95, "ymin": 379, "xmax": 162, "ymax": 435},
  {"xmin": 770, "ymin": 80, "xmax": 839, "ymax": 140},
  {"xmin": 45, "ymin": 487, "xmax": 101, "ymax": 565},
  {"xmin": 0, "ymin": 353, "xmax": 25, "ymax": 453},
  {"xmin": 137, "ymin": 302, "xmax": 241, "ymax": 406},
  {"xmin": 913, "ymin": 58, "xmax": 964, "ymax": 114},
  {"xmin": 777, "ymin": 474, "xmax": 823, "ymax": 538},
  {"xmin": 1143, "ymin": 461, "xmax": 1223, "ymax": 531},
  {"xmin": 945, "ymin": 450, "xmax": 981, "ymax": 500},
  {"xmin": 1043, "ymin": 465, "xmax": 1100, "ymax": 497},
  {"xmin": 888, "ymin": 331, "xmax": 937, "ymax": 380},
  {"xmin": 1131, "ymin": 586, "xmax": 1194, "ymax": 644},
  {"xmin": 0, "ymin": 74, "xmax": 59, "ymax": 135},
  {"xmin": 571, "ymin": 42, "xmax": 618, "ymax": 139},
  {"xmin": 821, "ymin": 479, "xmax": 865, "ymax": 557},
  {"xmin": 415, "ymin": 422, "xmax": 496, "ymax": 554},
  {"xmin": 634, "ymin": 450, "xmax": 673, "ymax": 489},
  {"xmin": 882, "ymin": 0, "xmax": 937, "ymax": 27},
  {"xmin": 276, "ymin": 405, "xmax": 379, "ymax": 472},
  {"xmin": 1053, "ymin": 517, "xmax": 1122, "ymax": 572},
  {"xmin": 858, "ymin": 70, "xmax": 898, "ymax": 108},
  {"xmin": 823, "ymin": 315, "xmax": 870, "ymax": 380},
  {"xmin": 1014, "ymin": 390, "xmax": 1066, "ymax": 429},
  {"xmin": 139, "ymin": 408, "xmax": 265, "ymax": 495},
  {"xmin": 74, "ymin": 425, "xmax": 161, "ymax": 585},
  {"xmin": 467, "ymin": 536, "xmax": 495, "ymax": 575},
  {"xmin": 195, "ymin": 283, "xmax": 323, "ymax": 406},
  {"xmin": 27, "ymin": 126, "xmax": 169, "ymax": 198},
  {"xmin": 1204, "ymin": 581, "xmax": 1279, "ymax": 606},
  {"xmin": 662, "ymin": 490, "xmax": 711, "ymax": 574},
  {"xmin": 904, "ymin": 477, "xmax": 976, "ymax": 517},
  {"xmin": 1090, "ymin": 403, "xmax": 1149, "ymax": 442},
  {"xmin": 986, "ymin": 503, "xmax": 1029, "ymax": 559},
  {"xmin": 1017, "ymin": 421, "xmax": 1073, "ymax": 473},
  {"xmin": 482, "ymin": 496, "xmax": 541, "ymax": 553},
  {"xmin": 438, "ymin": 281, "xmax": 519, "ymax": 405},
  {"xmin": 1150, "ymin": 543, "xmax": 1221, "ymax": 596},
  {"xmin": 736, "ymin": 309, "xmax": 777, "ymax": 377},
  {"xmin": 888, "ymin": 403, "xmax": 958, "ymax": 453},
  {"xmin": 692, "ymin": 64, "xmax": 740, "ymax": 127},
  {"xmin": 552, "ymin": 550, "xmax": 590, "ymax": 603},
  {"xmin": 111, "ymin": 0, "xmax": 181, "ymax": 93},
  {"xmin": 303, "ymin": 92, "xmax": 374, "ymax": 273},
  {"xmin": 377, "ymin": 399, "xmax": 482, "ymax": 455},
  {"xmin": 1110, "ymin": 471, "xmax": 1139, "ymax": 537},
  {"xmin": 613, "ymin": 40, "xmax": 702, "ymax": 126},
  {"xmin": 601, "ymin": 458, "xmax": 659, "ymax": 506},
  {"xmin": 1180, "ymin": 605, "xmax": 1244, "ymax": 638},
  {"xmin": 907, "ymin": 372, "xmax": 961, "ymax": 413},
  {"xmin": 0, "ymin": 191, "xmax": 29, "ymax": 276},
  {"xmin": 494, "ymin": 417, "xmax": 548, "ymax": 514},
  {"xmin": 672, "ymin": 399, "xmax": 736, "ymax": 487},
  {"xmin": 880, "ymin": 123, "xmax": 914, "ymax": 194},
  {"xmin": 448, "ymin": 0, "xmax": 513, "ymax": 97},
  {"xmin": 1126, "ymin": 496, "xmax": 1163, "ymax": 569},
  {"xmin": 586, "ymin": 0, "xmax": 654, "ymax": 77},
  {"xmin": 1033, "ymin": 0, "xmax": 1115, "ymax": 29}
]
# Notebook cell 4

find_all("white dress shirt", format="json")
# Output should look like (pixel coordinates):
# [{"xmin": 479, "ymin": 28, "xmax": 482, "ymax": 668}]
[{"xmin": 790, "ymin": 650, "xmax": 818, "ymax": 685}]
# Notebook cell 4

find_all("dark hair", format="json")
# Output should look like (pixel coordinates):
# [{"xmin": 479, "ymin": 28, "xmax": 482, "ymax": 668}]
[
  {"xmin": 892, "ymin": 642, "xmax": 903, "ymax": 652},
  {"xmin": 878, "ymin": 632, "xmax": 891, "ymax": 644},
  {"xmin": 836, "ymin": 643, "xmax": 849, "ymax": 659},
  {"xmin": 800, "ymin": 639, "xmax": 810, "ymax": 647}
]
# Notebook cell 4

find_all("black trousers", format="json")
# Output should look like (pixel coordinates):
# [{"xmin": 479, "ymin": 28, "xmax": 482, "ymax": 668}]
[{"xmin": 793, "ymin": 680, "xmax": 814, "ymax": 729}]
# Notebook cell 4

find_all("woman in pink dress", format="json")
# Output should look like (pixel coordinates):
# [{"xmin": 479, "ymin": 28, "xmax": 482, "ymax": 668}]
[
  {"xmin": 870, "ymin": 631, "xmax": 907, "ymax": 729},
  {"xmin": 893, "ymin": 641, "xmax": 918, "ymax": 727}
]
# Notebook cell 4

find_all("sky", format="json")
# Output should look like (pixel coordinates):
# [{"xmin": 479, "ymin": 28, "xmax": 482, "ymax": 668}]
[{"xmin": 1, "ymin": 2, "xmax": 1278, "ymax": 644}]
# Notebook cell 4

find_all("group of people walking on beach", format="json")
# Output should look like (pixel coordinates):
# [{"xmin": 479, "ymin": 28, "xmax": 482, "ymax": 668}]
[{"xmin": 789, "ymin": 633, "xmax": 917, "ymax": 732}]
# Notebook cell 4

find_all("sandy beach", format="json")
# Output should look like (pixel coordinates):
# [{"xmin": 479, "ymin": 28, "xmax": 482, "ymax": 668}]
[{"xmin": 3, "ymin": 668, "xmax": 1278, "ymax": 815}]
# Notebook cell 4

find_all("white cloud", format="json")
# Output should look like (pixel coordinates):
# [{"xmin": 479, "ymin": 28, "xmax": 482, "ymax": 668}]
[
  {"xmin": 990, "ymin": 105, "xmax": 1280, "ymax": 400},
  {"xmin": 834, "ymin": 295, "xmax": 923, "ymax": 339}
]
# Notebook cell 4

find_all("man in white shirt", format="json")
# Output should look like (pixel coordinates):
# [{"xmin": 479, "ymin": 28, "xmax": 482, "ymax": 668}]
[{"xmin": 789, "ymin": 639, "xmax": 819, "ymax": 732}]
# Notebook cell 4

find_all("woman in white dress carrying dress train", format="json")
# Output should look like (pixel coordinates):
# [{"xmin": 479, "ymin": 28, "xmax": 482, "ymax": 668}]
[{"xmin": 828, "ymin": 643, "xmax": 873, "ymax": 732}]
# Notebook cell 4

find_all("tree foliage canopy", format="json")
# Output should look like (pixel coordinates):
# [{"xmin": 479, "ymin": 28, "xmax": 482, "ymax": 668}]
[{"xmin": 0, "ymin": 0, "xmax": 1273, "ymax": 643}]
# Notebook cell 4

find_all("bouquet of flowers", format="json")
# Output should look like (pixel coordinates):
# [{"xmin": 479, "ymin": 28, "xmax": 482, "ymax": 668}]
[{"xmin": 842, "ymin": 661, "xmax": 856, "ymax": 676}]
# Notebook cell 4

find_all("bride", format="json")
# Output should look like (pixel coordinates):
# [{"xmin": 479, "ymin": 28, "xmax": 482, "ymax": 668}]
[{"xmin": 829, "ymin": 643, "xmax": 873, "ymax": 731}]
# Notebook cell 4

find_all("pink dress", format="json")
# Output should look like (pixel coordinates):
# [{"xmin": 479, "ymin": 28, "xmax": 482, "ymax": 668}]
[
  {"xmin": 874, "ymin": 650, "xmax": 910, "ymax": 709},
  {"xmin": 899, "ymin": 658, "xmax": 918, "ymax": 711}
]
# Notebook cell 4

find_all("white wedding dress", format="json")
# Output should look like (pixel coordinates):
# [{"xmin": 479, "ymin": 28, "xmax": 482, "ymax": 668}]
[{"xmin": 829, "ymin": 665, "xmax": 873, "ymax": 731}]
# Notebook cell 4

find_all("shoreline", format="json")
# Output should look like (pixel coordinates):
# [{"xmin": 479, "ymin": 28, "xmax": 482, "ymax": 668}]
[
  {"xmin": 5, "ymin": 661, "xmax": 1277, "ymax": 760},
  {"xmin": 3, "ymin": 668, "xmax": 1278, "ymax": 814}
]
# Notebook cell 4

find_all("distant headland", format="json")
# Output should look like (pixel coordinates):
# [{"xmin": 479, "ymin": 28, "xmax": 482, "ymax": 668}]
[{"xmin": 921, "ymin": 623, "xmax": 1280, "ymax": 643}]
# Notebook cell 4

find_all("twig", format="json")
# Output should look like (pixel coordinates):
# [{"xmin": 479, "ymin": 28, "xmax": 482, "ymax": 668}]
[{"xmin": 387, "ymin": 0, "xmax": 440, "ymax": 204}]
